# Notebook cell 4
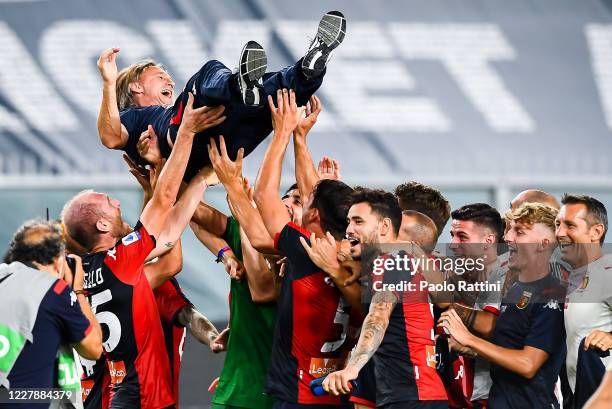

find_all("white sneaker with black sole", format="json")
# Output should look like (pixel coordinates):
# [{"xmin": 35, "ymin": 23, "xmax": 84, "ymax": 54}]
[
  {"xmin": 302, "ymin": 11, "xmax": 346, "ymax": 79},
  {"xmin": 238, "ymin": 40, "xmax": 267, "ymax": 106}
]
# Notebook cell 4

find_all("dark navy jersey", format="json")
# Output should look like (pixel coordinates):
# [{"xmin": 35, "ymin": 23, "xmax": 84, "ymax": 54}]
[
  {"xmin": 372, "ymin": 254, "xmax": 447, "ymax": 407},
  {"xmin": 489, "ymin": 274, "xmax": 566, "ymax": 409},
  {"xmin": 81, "ymin": 221, "xmax": 174, "ymax": 409},
  {"xmin": 5, "ymin": 280, "xmax": 90, "ymax": 398},
  {"xmin": 267, "ymin": 222, "xmax": 357, "ymax": 405},
  {"xmin": 120, "ymin": 106, "xmax": 173, "ymax": 167}
]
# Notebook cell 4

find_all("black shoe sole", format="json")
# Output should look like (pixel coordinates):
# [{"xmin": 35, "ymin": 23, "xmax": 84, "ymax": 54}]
[
  {"xmin": 239, "ymin": 40, "xmax": 267, "ymax": 106},
  {"xmin": 302, "ymin": 11, "xmax": 346, "ymax": 78}
]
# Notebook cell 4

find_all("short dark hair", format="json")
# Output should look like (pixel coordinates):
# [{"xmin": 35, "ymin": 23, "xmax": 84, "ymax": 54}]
[
  {"xmin": 311, "ymin": 179, "xmax": 354, "ymax": 240},
  {"xmin": 350, "ymin": 188, "xmax": 402, "ymax": 236},
  {"xmin": 394, "ymin": 182, "xmax": 450, "ymax": 237},
  {"xmin": 451, "ymin": 203, "xmax": 504, "ymax": 243},
  {"xmin": 4, "ymin": 220, "xmax": 65, "ymax": 268},
  {"xmin": 283, "ymin": 183, "xmax": 299, "ymax": 198},
  {"xmin": 561, "ymin": 194, "xmax": 608, "ymax": 243}
]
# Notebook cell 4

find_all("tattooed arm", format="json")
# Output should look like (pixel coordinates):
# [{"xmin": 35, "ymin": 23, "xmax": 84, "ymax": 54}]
[{"xmin": 322, "ymin": 290, "xmax": 398, "ymax": 396}]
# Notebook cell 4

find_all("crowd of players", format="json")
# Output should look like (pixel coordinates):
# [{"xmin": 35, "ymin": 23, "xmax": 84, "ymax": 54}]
[{"xmin": 1, "ymin": 10, "xmax": 612, "ymax": 409}]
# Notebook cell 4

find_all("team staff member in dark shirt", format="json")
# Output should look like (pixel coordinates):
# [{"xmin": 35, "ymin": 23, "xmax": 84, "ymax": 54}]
[
  {"xmin": 440, "ymin": 203, "xmax": 566, "ymax": 409},
  {"xmin": 0, "ymin": 220, "xmax": 102, "ymax": 409}
]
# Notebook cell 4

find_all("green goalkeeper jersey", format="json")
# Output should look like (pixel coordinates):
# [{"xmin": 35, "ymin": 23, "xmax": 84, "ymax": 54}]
[{"xmin": 212, "ymin": 217, "xmax": 277, "ymax": 409}]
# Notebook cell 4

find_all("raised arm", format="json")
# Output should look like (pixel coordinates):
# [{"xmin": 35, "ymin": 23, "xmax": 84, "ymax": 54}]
[
  {"xmin": 144, "ymin": 239, "xmax": 184, "ymax": 290},
  {"xmin": 140, "ymin": 93, "xmax": 203, "ymax": 238},
  {"xmin": 293, "ymin": 95, "xmax": 323, "ymax": 200},
  {"xmin": 97, "ymin": 47, "xmax": 129, "ymax": 149},
  {"xmin": 208, "ymin": 135, "xmax": 277, "ymax": 254},
  {"xmin": 189, "ymin": 220, "xmax": 245, "ymax": 281},
  {"xmin": 239, "ymin": 228, "xmax": 279, "ymax": 303},
  {"xmin": 254, "ymin": 89, "xmax": 303, "ymax": 238},
  {"xmin": 146, "ymin": 167, "xmax": 215, "ymax": 260}
]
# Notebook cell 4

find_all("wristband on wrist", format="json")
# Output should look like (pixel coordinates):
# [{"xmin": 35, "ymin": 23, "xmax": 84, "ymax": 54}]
[
  {"xmin": 74, "ymin": 289, "xmax": 89, "ymax": 296},
  {"xmin": 215, "ymin": 246, "xmax": 232, "ymax": 263}
]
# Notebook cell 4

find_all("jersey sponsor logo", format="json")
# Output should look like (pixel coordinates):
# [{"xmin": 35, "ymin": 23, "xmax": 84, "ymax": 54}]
[
  {"xmin": 121, "ymin": 230, "xmax": 141, "ymax": 246},
  {"xmin": 543, "ymin": 299, "xmax": 562, "ymax": 311},
  {"xmin": 426, "ymin": 345, "xmax": 438, "ymax": 369},
  {"xmin": 81, "ymin": 379, "xmax": 94, "ymax": 402},
  {"xmin": 109, "ymin": 360, "xmax": 127, "ymax": 385},
  {"xmin": 516, "ymin": 290, "xmax": 532, "ymax": 309},
  {"xmin": 309, "ymin": 357, "xmax": 342, "ymax": 378}
]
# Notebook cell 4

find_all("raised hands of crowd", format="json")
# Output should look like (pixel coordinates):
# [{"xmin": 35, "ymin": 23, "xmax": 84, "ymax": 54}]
[
  {"xmin": 294, "ymin": 95, "xmax": 322, "ymax": 140},
  {"xmin": 317, "ymin": 156, "xmax": 341, "ymax": 181},
  {"xmin": 207, "ymin": 135, "xmax": 244, "ymax": 186},
  {"xmin": 268, "ymin": 89, "xmax": 305, "ymax": 139},
  {"xmin": 180, "ymin": 92, "xmax": 226, "ymax": 135},
  {"xmin": 123, "ymin": 153, "xmax": 163, "ymax": 208},
  {"xmin": 137, "ymin": 125, "xmax": 163, "ymax": 167}
]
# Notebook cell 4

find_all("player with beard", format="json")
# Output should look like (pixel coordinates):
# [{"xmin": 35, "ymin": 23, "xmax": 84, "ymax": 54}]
[
  {"xmin": 61, "ymin": 94, "xmax": 205, "ymax": 409},
  {"xmin": 319, "ymin": 188, "xmax": 448, "ymax": 409},
  {"xmin": 97, "ymin": 12, "xmax": 346, "ymax": 180},
  {"xmin": 556, "ymin": 194, "xmax": 611, "ymax": 407},
  {"xmin": 441, "ymin": 203, "xmax": 566, "ymax": 409}
]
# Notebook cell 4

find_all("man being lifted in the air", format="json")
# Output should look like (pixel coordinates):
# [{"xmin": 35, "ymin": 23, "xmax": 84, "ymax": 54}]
[{"xmin": 96, "ymin": 11, "xmax": 346, "ymax": 180}]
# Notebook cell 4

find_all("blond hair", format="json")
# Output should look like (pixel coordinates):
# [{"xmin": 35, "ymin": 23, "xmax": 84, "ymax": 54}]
[
  {"xmin": 505, "ymin": 203, "xmax": 558, "ymax": 232},
  {"xmin": 115, "ymin": 59, "xmax": 160, "ymax": 111}
]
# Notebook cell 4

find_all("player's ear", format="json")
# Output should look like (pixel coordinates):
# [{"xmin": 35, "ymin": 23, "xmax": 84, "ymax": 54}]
[
  {"xmin": 96, "ymin": 218, "xmax": 111, "ymax": 233},
  {"xmin": 128, "ymin": 81, "xmax": 143, "ymax": 94},
  {"xmin": 309, "ymin": 208, "xmax": 320, "ymax": 225},
  {"xmin": 380, "ymin": 218, "xmax": 392, "ymax": 237}
]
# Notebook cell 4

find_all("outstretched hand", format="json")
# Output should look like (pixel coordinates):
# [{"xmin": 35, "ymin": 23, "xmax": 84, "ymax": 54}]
[
  {"xmin": 97, "ymin": 47, "xmax": 120, "ymax": 84},
  {"xmin": 180, "ymin": 93, "xmax": 226, "ymax": 135},
  {"xmin": 295, "ymin": 95, "xmax": 322, "ymax": 139},
  {"xmin": 268, "ymin": 89, "xmax": 304, "ymax": 138},
  {"xmin": 207, "ymin": 135, "xmax": 244, "ymax": 185},
  {"xmin": 317, "ymin": 156, "xmax": 341, "ymax": 181},
  {"xmin": 123, "ymin": 154, "xmax": 153, "ymax": 198},
  {"xmin": 137, "ymin": 125, "xmax": 162, "ymax": 166}
]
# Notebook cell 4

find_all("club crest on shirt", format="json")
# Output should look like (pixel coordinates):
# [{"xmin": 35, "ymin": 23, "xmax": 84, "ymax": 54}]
[
  {"xmin": 516, "ymin": 291, "xmax": 532, "ymax": 309},
  {"xmin": 121, "ymin": 230, "xmax": 141, "ymax": 246}
]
